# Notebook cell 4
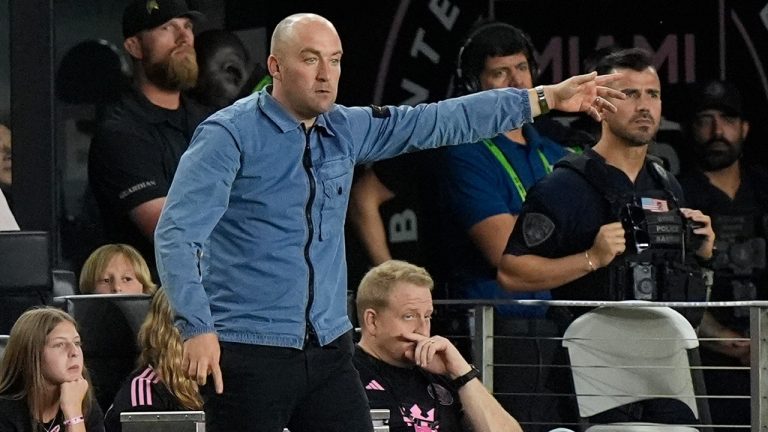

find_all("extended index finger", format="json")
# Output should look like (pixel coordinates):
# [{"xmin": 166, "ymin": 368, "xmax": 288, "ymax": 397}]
[
  {"xmin": 564, "ymin": 71, "xmax": 598, "ymax": 85},
  {"xmin": 594, "ymin": 72, "xmax": 624, "ymax": 86}
]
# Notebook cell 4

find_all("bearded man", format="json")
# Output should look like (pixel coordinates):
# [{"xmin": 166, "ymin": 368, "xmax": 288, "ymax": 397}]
[
  {"xmin": 678, "ymin": 79, "xmax": 765, "ymax": 431},
  {"xmin": 88, "ymin": 0, "xmax": 208, "ymax": 274}
]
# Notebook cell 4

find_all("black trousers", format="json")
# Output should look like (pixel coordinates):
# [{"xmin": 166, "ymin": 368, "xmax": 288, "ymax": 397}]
[{"xmin": 202, "ymin": 331, "xmax": 373, "ymax": 432}]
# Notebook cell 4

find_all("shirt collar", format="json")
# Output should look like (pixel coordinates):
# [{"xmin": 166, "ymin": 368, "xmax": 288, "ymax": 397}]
[{"xmin": 257, "ymin": 86, "xmax": 335, "ymax": 136}]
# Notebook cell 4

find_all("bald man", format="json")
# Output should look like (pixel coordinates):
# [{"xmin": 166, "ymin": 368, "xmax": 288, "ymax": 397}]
[{"xmin": 155, "ymin": 12, "xmax": 624, "ymax": 431}]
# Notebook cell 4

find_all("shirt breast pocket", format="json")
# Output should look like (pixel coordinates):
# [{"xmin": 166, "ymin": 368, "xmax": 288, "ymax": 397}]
[{"xmin": 318, "ymin": 159, "xmax": 353, "ymax": 241}]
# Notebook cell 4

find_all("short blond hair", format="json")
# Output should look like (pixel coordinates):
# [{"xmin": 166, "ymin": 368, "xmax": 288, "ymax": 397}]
[
  {"xmin": 356, "ymin": 260, "xmax": 433, "ymax": 324},
  {"xmin": 79, "ymin": 243, "xmax": 157, "ymax": 294}
]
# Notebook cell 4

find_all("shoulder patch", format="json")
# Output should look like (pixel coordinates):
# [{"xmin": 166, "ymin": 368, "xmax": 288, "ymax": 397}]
[
  {"xmin": 369, "ymin": 105, "xmax": 391, "ymax": 118},
  {"xmin": 523, "ymin": 212, "xmax": 555, "ymax": 247}
]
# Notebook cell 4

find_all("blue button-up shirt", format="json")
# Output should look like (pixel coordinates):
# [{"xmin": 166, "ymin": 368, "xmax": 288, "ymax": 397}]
[{"xmin": 155, "ymin": 86, "xmax": 534, "ymax": 348}]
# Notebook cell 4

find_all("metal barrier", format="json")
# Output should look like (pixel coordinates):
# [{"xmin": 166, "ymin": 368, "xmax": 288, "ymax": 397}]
[
  {"xmin": 434, "ymin": 299, "xmax": 768, "ymax": 431},
  {"xmin": 121, "ymin": 410, "xmax": 390, "ymax": 432},
  {"xmin": 282, "ymin": 409, "xmax": 390, "ymax": 431},
  {"xmin": 121, "ymin": 411, "xmax": 205, "ymax": 432}
]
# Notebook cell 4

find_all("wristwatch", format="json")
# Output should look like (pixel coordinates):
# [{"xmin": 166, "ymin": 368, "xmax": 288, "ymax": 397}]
[
  {"xmin": 535, "ymin": 85, "xmax": 550, "ymax": 115},
  {"xmin": 450, "ymin": 365, "xmax": 481, "ymax": 390}
]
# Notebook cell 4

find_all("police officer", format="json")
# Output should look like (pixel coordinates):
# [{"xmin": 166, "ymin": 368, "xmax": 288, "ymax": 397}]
[
  {"xmin": 496, "ymin": 48, "xmax": 715, "ymax": 424},
  {"xmin": 678, "ymin": 79, "xmax": 766, "ymax": 430}
]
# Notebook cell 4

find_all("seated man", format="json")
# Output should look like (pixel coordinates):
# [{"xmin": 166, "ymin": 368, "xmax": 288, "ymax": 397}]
[{"xmin": 354, "ymin": 259, "xmax": 522, "ymax": 432}]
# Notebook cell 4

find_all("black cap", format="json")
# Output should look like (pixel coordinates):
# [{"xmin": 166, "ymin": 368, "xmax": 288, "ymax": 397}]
[
  {"xmin": 122, "ymin": 0, "xmax": 205, "ymax": 38},
  {"xmin": 690, "ymin": 80, "xmax": 743, "ymax": 117}
]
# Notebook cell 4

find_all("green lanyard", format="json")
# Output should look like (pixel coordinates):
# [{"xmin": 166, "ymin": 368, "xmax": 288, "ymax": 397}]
[{"xmin": 482, "ymin": 138, "xmax": 552, "ymax": 201}]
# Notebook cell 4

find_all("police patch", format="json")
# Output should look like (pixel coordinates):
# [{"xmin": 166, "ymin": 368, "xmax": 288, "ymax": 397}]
[
  {"xmin": 523, "ymin": 213, "xmax": 555, "ymax": 247},
  {"xmin": 369, "ymin": 104, "xmax": 391, "ymax": 118}
]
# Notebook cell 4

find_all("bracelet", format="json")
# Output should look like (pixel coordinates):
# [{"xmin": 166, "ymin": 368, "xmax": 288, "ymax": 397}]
[
  {"xmin": 584, "ymin": 251, "xmax": 596, "ymax": 272},
  {"xmin": 63, "ymin": 415, "xmax": 85, "ymax": 426}
]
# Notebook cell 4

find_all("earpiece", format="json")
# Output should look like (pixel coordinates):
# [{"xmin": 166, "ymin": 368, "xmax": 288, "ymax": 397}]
[{"xmin": 455, "ymin": 22, "xmax": 539, "ymax": 94}]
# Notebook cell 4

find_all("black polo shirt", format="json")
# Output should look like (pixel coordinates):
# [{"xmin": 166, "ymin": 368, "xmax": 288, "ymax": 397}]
[{"xmin": 89, "ymin": 88, "xmax": 207, "ymax": 269}]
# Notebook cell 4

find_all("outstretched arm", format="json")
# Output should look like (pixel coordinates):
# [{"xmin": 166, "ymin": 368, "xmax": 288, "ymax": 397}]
[{"xmin": 404, "ymin": 334, "xmax": 522, "ymax": 432}]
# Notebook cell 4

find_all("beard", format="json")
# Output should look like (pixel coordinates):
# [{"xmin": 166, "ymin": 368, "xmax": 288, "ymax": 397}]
[
  {"xmin": 143, "ymin": 46, "xmax": 198, "ymax": 91},
  {"xmin": 610, "ymin": 114, "xmax": 659, "ymax": 147},
  {"xmin": 696, "ymin": 138, "xmax": 742, "ymax": 171}
]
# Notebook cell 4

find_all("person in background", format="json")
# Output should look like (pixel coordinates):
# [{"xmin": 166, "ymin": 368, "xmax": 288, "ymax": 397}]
[
  {"xmin": 497, "ymin": 48, "xmax": 714, "ymax": 425},
  {"xmin": 78, "ymin": 243, "xmax": 157, "ymax": 295},
  {"xmin": 346, "ymin": 150, "xmax": 440, "ymax": 303},
  {"xmin": 0, "ymin": 188, "xmax": 18, "ymax": 231},
  {"xmin": 104, "ymin": 288, "xmax": 202, "ymax": 432},
  {"xmin": 435, "ymin": 22, "xmax": 584, "ymax": 428},
  {"xmin": 0, "ymin": 121, "xmax": 10, "ymax": 193},
  {"xmin": 678, "ymin": 79, "xmax": 764, "ymax": 431},
  {"xmin": 354, "ymin": 260, "xmax": 522, "ymax": 432},
  {"xmin": 154, "ymin": 11, "xmax": 623, "ymax": 431},
  {"xmin": 186, "ymin": 29, "xmax": 267, "ymax": 113},
  {"xmin": 88, "ymin": 0, "xmax": 208, "ymax": 274},
  {"xmin": 0, "ymin": 307, "xmax": 104, "ymax": 431},
  {"xmin": 0, "ymin": 116, "xmax": 15, "ymax": 230}
]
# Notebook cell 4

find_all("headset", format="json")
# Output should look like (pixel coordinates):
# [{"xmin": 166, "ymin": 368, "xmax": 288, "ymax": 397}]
[{"xmin": 455, "ymin": 21, "xmax": 539, "ymax": 95}]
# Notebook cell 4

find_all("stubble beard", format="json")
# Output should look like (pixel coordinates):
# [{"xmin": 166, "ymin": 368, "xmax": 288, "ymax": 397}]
[{"xmin": 612, "ymin": 118, "xmax": 658, "ymax": 148}]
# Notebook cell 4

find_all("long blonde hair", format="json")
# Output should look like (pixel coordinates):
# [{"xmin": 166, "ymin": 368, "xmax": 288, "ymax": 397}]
[
  {"xmin": 79, "ymin": 243, "xmax": 157, "ymax": 294},
  {"xmin": 137, "ymin": 289, "xmax": 202, "ymax": 410},
  {"xmin": 0, "ymin": 307, "xmax": 94, "ymax": 424}
]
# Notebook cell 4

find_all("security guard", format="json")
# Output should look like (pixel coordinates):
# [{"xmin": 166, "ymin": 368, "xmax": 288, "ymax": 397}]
[
  {"xmin": 497, "ymin": 48, "xmax": 715, "ymax": 424},
  {"xmin": 678, "ymin": 79, "xmax": 766, "ymax": 430}
]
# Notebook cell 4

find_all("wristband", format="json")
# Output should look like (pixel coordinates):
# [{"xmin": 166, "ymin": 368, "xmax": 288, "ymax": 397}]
[
  {"xmin": 450, "ymin": 365, "xmax": 481, "ymax": 390},
  {"xmin": 534, "ymin": 85, "xmax": 550, "ymax": 115},
  {"xmin": 63, "ymin": 415, "xmax": 85, "ymax": 426},
  {"xmin": 585, "ymin": 251, "xmax": 596, "ymax": 272}
]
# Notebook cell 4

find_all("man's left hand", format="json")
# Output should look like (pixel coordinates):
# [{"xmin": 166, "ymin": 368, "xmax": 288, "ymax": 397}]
[{"xmin": 680, "ymin": 207, "xmax": 716, "ymax": 259}]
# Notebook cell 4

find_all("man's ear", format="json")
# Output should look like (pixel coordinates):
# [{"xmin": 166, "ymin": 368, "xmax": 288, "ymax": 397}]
[
  {"xmin": 124, "ymin": 36, "xmax": 143, "ymax": 60},
  {"xmin": 362, "ymin": 308, "xmax": 378, "ymax": 334},
  {"xmin": 267, "ymin": 54, "xmax": 281, "ymax": 81}
]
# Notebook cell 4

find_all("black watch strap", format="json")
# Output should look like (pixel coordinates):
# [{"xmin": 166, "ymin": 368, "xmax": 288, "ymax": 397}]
[{"xmin": 450, "ymin": 365, "xmax": 481, "ymax": 390}]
